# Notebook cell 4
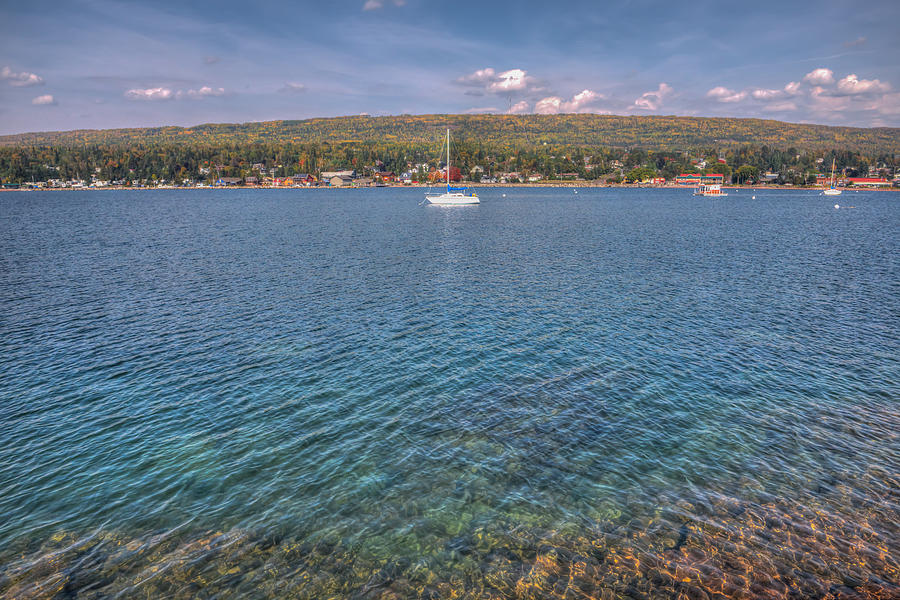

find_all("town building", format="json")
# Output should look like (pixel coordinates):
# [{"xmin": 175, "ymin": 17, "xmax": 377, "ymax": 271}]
[
  {"xmin": 674, "ymin": 174, "xmax": 724, "ymax": 185},
  {"xmin": 320, "ymin": 170, "xmax": 355, "ymax": 180},
  {"xmin": 329, "ymin": 175, "xmax": 354, "ymax": 187},
  {"xmin": 847, "ymin": 177, "xmax": 890, "ymax": 187},
  {"xmin": 291, "ymin": 174, "xmax": 315, "ymax": 186}
]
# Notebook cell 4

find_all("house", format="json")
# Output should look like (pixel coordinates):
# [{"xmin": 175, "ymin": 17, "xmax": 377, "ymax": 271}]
[
  {"xmin": 375, "ymin": 171, "xmax": 395, "ymax": 183},
  {"xmin": 215, "ymin": 177, "xmax": 241, "ymax": 186},
  {"xmin": 329, "ymin": 175, "xmax": 354, "ymax": 187},
  {"xmin": 321, "ymin": 170, "xmax": 355, "ymax": 180},
  {"xmin": 527, "ymin": 174, "xmax": 543, "ymax": 182},
  {"xmin": 291, "ymin": 174, "xmax": 315, "ymax": 186},
  {"xmin": 245, "ymin": 176, "xmax": 259, "ymax": 186},
  {"xmin": 847, "ymin": 177, "xmax": 890, "ymax": 187},
  {"xmin": 674, "ymin": 174, "xmax": 724, "ymax": 185}
]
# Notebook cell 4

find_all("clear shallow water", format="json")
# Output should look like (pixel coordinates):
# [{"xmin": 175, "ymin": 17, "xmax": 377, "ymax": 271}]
[{"xmin": 0, "ymin": 188, "xmax": 897, "ymax": 599}]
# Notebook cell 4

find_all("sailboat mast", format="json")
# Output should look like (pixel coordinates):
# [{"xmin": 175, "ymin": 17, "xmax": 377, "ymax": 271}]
[{"xmin": 446, "ymin": 128, "xmax": 450, "ymax": 188}]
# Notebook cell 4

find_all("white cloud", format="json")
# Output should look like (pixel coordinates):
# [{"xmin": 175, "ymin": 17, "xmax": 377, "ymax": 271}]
[
  {"xmin": 126, "ymin": 86, "xmax": 225, "ymax": 101},
  {"xmin": 572, "ymin": 89, "xmax": 601, "ymax": 108},
  {"xmin": 488, "ymin": 69, "xmax": 533, "ymax": 93},
  {"xmin": 534, "ymin": 96, "xmax": 563, "ymax": 114},
  {"xmin": 1, "ymin": 66, "xmax": 44, "ymax": 87},
  {"xmin": 278, "ymin": 82, "xmax": 307, "ymax": 94},
  {"xmin": 124, "ymin": 87, "xmax": 174, "ymax": 101},
  {"xmin": 32, "ymin": 94, "xmax": 56, "ymax": 106},
  {"xmin": 457, "ymin": 68, "xmax": 496, "ymax": 85},
  {"xmin": 178, "ymin": 86, "xmax": 225, "ymax": 99},
  {"xmin": 706, "ymin": 86, "xmax": 747, "ymax": 103},
  {"xmin": 363, "ymin": 0, "xmax": 404, "ymax": 9},
  {"xmin": 784, "ymin": 81, "xmax": 802, "ymax": 96},
  {"xmin": 835, "ymin": 74, "xmax": 890, "ymax": 95},
  {"xmin": 457, "ymin": 67, "xmax": 542, "ymax": 96},
  {"xmin": 507, "ymin": 100, "xmax": 530, "ymax": 114},
  {"xmin": 752, "ymin": 88, "xmax": 782, "ymax": 100},
  {"xmin": 535, "ymin": 89, "xmax": 603, "ymax": 114},
  {"xmin": 633, "ymin": 83, "xmax": 672, "ymax": 110},
  {"xmin": 803, "ymin": 68, "xmax": 834, "ymax": 86}
]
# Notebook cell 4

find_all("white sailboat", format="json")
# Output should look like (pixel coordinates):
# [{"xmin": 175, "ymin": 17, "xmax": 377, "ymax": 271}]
[
  {"xmin": 425, "ymin": 129, "xmax": 479, "ymax": 205},
  {"xmin": 823, "ymin": 158, "xmax": 841, "ymax": 196}
]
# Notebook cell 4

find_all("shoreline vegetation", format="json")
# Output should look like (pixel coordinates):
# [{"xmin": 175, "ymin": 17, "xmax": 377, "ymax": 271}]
[
  {"xmin": 1, "ymin": 114, "xmax": 898, "ymax": 191},
  {"xmin": 3, "ymin": 183, "xmax": 898, "ymax": 192}
]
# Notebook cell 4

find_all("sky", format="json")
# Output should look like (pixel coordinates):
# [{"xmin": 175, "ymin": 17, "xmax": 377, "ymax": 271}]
[{"xmin": 1, "ymin": 0, "xmax": 899, "ymax": 135}]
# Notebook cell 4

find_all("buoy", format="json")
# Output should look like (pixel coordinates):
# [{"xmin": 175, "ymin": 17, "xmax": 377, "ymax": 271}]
[
  {"xmin": 834, "ymin": 204, "xmax": 840, "ymax": 209},
  {"xmin": 502, "ymin": 193, "xmax": 506, "ymax": 197},
  {"xmin": 752, "ymin": 195, "xmax": 756, "ymax": 199}
]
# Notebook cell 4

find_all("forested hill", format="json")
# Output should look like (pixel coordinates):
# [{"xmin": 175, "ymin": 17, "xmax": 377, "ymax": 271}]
[{"xmin": 2, "ymin": 114, "xmax": 898, "ymax": 154}]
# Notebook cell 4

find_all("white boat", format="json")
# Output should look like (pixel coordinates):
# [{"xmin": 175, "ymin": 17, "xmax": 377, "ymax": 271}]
[
  {"xmin": 425, "ymin": 129, "xmax": 479, "ymax": 205},
  {"xmin": 693, "ymin": 183, "xmax": 727, "ymax": 197},
  {"xmin": 823, "ymin": 158, "xmax": 841, "ymax": 196}
]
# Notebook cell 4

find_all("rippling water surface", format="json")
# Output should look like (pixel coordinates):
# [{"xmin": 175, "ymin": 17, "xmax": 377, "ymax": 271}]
[{"xmin": 1, "ymin": 188, "xmax": 897, "ymax": 599}]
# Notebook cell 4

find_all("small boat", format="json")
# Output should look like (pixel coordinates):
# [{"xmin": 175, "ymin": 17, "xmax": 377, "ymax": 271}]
[
  {"xmin": 823, "ymin": 158, "xmax": 841, "ymax": 196},
  {"xmin": 425, "ymin": 129, "xmax": 479, "ymax": 205},
  {"xmin": 693, "ymin": 183, "xmax": 727, "ymax": 197}
]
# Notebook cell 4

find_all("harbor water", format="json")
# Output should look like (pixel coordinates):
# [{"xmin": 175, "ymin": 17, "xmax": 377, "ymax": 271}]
[{"xmin": 1, "ymin": 188, "xmax": 897, "ymax": 598}]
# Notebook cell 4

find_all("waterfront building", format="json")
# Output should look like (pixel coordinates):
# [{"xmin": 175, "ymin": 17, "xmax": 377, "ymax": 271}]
[
  {"xmin": 847, "ymin": 177, "xmax": 890, "ymax": 187},
  {"xmin": 674, "ymin": 174, "xmax": 724, "ymax": 185}
]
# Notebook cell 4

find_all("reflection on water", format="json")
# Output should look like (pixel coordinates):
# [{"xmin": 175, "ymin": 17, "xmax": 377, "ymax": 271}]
[{"xmin": 1, "ymin": 188, "xmax": 898, "ymax": 598}]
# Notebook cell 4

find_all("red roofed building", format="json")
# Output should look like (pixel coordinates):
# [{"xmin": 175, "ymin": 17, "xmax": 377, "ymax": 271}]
[
  {"xmin": 675, "ymin": 174, "xmax": 724, "ymax": 185},
  {"xmin": 847, "ymin": 177, "xmax": 890, "ymax": 187}
]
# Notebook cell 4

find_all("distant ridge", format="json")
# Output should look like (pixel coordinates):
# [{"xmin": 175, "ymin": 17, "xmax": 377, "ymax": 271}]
[{"xmin": 2, "ymin": 114, "xmax": 898, "ymax": 153}]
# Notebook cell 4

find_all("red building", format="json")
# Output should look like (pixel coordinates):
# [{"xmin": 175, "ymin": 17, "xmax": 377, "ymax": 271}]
[
  {"xmin": 847, "ymin": 177, "xmax": 890, "ymax": 187},
  {"xmin": 675, "ymin": 174, "xmax": 724, "ymax": 185}
]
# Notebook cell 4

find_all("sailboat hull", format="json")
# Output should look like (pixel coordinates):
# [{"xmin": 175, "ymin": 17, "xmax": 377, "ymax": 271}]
[
  {"xmin": 425, "ymin": 193, "xmax": 480, "ymax": 205},
  {"xmin": 823, "ymin": 188, "xmax": 841, "ymax": 196}
]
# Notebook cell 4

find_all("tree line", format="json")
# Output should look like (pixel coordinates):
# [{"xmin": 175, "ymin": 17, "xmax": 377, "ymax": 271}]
[
  {"xmin": 3, "ymin": 115, "xmax": 898, "ymax": 155},
  {"xmin": 0, "ymin": 139, "xmax": 891, "ymax": 186}
]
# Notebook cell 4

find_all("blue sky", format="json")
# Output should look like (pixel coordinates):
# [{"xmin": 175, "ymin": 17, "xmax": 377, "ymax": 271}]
[{"xmin": 1, "ymin": 0, "xmax": 898, "ymax": 134}]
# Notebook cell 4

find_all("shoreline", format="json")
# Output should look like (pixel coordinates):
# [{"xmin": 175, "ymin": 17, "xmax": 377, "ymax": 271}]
[{"xmin": 3, "ymin": 183, "xmax": 898, "ymax": 192}]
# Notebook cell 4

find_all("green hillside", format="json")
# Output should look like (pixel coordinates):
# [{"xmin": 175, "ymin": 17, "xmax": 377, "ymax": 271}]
[{"xmin": 2, "ymin": 114, "xmax": 898, "ymax": 154}]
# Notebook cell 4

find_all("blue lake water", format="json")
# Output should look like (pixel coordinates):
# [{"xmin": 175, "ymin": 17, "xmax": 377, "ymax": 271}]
[{"xmin": 0, "ymin": 187, "xmax": 897, "ymax": 598}]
